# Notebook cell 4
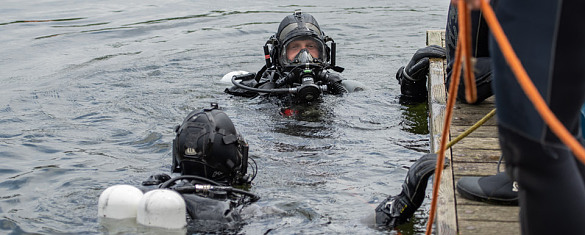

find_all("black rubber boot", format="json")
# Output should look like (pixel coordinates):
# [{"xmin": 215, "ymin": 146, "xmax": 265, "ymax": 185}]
[{"xmin": 456, "ymin": 171, "xmax": 518, "ymax": 205}]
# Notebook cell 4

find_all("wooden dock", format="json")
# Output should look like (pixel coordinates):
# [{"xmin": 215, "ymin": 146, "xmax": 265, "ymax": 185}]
[{"xmin": 426, "ymin": 30, "xmax": 520, "ymax": 235}]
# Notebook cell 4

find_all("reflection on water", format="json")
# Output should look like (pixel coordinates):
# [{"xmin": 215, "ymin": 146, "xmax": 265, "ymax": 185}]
[
  {"xmin": 400, "ymin": 100, "xmax": 430, "ymax": 135},
  {"xmin": 0, "ymin": 0, "xmax": 448, "ymax": 234}
]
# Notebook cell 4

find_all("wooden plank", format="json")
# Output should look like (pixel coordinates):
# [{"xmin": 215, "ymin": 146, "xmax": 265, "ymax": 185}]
[
  {"xmin": 450, "ymin": 137, "xmax": 500, "ymax": 150},
  {"xmin": 429, "ymin": 57, "xmax": 448, "ymax": 151},
  {"xmin": 452, "ymin": 162, "xmax": 502, "ymax": 176},
  {"xmin": 428, "ymin": 57, "xmax": 448, "ymax": 152},
  {"xmin": 452, "ymin": 115, "xmax": 498, "ymax": 126},
  {"xmin": 453, "ymin": 117, "xmax": 497, "ymax": 127},
  {"xmin": 427, "ymin": 29, "xmax": 446, "ymax": 47},
  {"xmin": 455, "ymin": 96, "xmax": 496, "ymax": 105},
  {"xmin": 451, "ymin": 149, "xmax": 502, "ymax": 162},
  {"xmin": 427, "ymin": 29, "xmax": 458, "ymax": 235},
  {"xmin": 458, "ymin": 220, "xmax": 520, "ymax": 235},
  {"xmin": 453, "ymin": 105, "xmax": 496, "ymax": 115},
  {"xmin": 451, "ymin": 126, "xmax": 498, "ymax": 137},
  {"xmin": 456, "ymin": 196, "xmax": 503, "ymax": 206},
  {"xmin": 457, "ymin": 204, "xmax": 519, "ymax": 221}
]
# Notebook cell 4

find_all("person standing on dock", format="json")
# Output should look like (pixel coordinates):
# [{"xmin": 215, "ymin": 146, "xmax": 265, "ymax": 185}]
[{"xmin": 456, "ymin": 0, "xmax": 585, "ymax": 234}]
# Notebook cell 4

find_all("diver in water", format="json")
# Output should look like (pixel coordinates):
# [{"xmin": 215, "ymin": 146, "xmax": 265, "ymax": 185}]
[
  {"xmin": 98, "ymin": 103, "xmax": 259, "ymax": 232},
  {"xmin": 225, "ymin": 10, "xmax": 354, "ymax": 104},
  {"xmin": 140, "ymin": 103, "xmax": 259, "ymax": 232}
]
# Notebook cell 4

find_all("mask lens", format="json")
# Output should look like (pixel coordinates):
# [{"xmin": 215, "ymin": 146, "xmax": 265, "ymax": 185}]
[{"xmin": 281, "ymin": 37, "xmax": 325, "ymax": 67}]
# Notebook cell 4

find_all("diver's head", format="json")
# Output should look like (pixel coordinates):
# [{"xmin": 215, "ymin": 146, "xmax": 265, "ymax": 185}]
[
  {"xmin": 274, "ymin": 11, "xmax": 329, "ymax": 70},
  {"xmin": 172, "ymin": 103, "xmax": 249, "ymax": 185}
]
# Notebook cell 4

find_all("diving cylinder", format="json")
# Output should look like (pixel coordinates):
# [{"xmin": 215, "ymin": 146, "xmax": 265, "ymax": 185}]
[
  {"xmin": 98, "ymin": 185, "xmax": 144, "ymax": 219},
  {"xmin": 136, "ymin": 189, "xmax": 187, "ymax": 229}
]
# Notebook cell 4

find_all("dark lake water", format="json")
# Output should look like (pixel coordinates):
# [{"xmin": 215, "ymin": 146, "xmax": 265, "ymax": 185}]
[{"xmin": 0, "ymin": 0, "xmax": 449, "ymax": 234}]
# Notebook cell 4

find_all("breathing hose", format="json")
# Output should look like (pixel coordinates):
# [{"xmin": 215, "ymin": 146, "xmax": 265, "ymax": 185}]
[
  {"xmin": 231, "ymin": 75, "xmax": 295, "ymax": 94},
  {"xmin": 160, "ymin": 175, "xmax": 260, "ymax": 201}
]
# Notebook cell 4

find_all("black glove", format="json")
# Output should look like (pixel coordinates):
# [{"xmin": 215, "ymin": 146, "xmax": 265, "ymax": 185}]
[
  {"xmin": 224, "ymin": 72, "xmax": 259, "ymax": 97},
  {"xmin": 375, "ymin": 153, "xmax": 442, "ymax": 228},
  {"xmin": 396, "ymin": 45, "xmax": 446, "ymax": 100},
  {"xmin": 142, "ymin": 173, "xmax": 171, "ymax": 186}
]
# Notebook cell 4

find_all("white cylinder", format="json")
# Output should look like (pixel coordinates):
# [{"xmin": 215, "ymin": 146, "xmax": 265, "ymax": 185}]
[
  {"xmin": 98, "ymin": 184, "xmax": 144, "ymax": 219},
  {"xmin": 220, "ymin": 70, "xmax": 249, "ymax": 83},
  {"xmin": 136, "ymin": 189, "xmax": 187, "ymax": 229}
]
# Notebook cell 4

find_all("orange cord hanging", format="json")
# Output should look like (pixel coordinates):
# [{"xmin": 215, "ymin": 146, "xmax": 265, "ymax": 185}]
[{"xmin": 461, "ymin": 1, "xmax": 477, "ymax": 104}]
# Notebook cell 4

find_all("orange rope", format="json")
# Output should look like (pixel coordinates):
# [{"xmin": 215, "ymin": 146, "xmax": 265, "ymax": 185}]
[
  {"xmin": 424, "ymin": 0, "xmax": 585, "ymax": 234},
  {"xmin": 461, "ymin": 1, "xmax": 477, "ymax": 103}
]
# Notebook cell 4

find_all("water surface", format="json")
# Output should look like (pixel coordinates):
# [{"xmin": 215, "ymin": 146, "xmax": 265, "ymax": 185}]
[{"xmin": 0, "ymin": 0, "xmax": 449, "ymax": 234}]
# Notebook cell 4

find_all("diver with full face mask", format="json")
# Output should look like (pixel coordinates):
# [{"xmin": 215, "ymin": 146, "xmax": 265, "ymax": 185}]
[
  {"xmin": 225, "ymin": 11, "xmax": 359, "ymax": 104},
  {"xmin": 99, "ymin": 103, "xmax": 259, "ymax": 233}
]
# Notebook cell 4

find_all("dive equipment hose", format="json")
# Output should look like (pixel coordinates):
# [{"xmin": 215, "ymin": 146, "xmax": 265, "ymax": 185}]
[
  {"xmin": 231, "ymin": 75, "xmax": 326, "ymax": 94},
  {"xmin": 160, "ymin": 175, "xmax": 260, "ymax": 201}
]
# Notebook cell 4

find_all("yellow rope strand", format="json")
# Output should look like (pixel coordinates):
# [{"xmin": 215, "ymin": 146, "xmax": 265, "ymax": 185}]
[{"xmin": 444, "ymin": 108, "xmax": 496, "ymax": 150}]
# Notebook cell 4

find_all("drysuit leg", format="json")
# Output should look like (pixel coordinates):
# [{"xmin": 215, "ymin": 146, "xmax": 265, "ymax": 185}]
[{"xmin": 492, "ymin": 0, "xmax": 585, "ymax": 234}]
